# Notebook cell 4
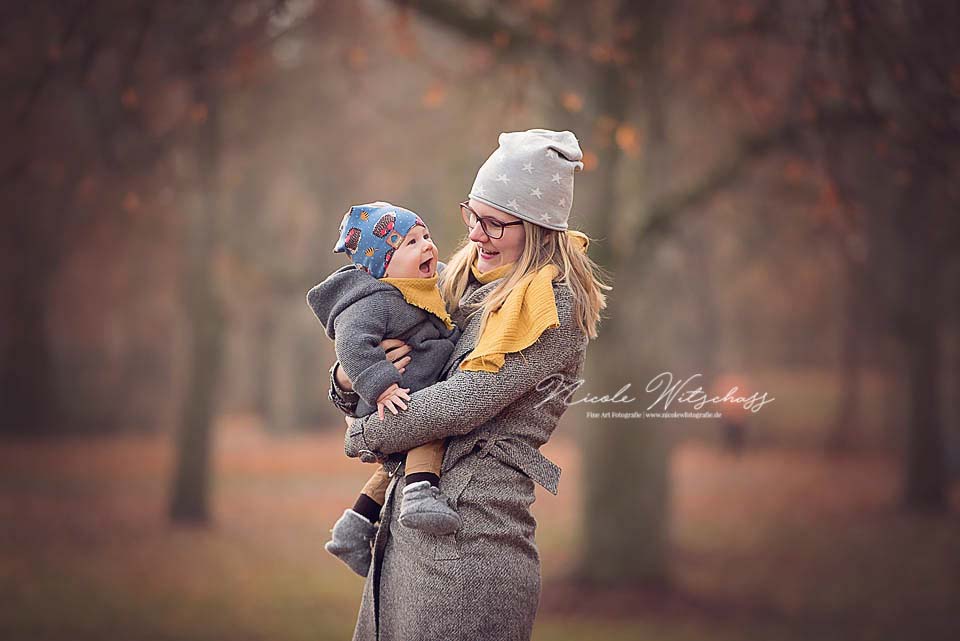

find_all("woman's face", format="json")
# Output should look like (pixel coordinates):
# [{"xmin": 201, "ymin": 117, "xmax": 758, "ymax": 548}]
[{"xmin": 467, "ymin": 199, "xmax": 526, "ymax": 272}]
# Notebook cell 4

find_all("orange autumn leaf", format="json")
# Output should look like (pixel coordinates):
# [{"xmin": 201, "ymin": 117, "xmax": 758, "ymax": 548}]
[
  {"xmin": 582, "ymin": 150, "xmax": 598, "ymax": 171},
  {"xmin": 950, "ymin": 65, "xmax": 960, "ymax": 96},
  {"xmin": 589, "ymin": 43, "xmax": 613, "ymax": 64},
  {"xmin": 189, "ymin": 103, "xmax": 208, "ymax": 124},
  {"xmin": 347, "ymin": 46, "xmax": 368, "ymax": 71},
  {"xmin": 421, "ymin": 83, "xmax": 446, "ymax": 109},
  {"xmin": 533, "ymin": 24, "xmax": 556, "ymax": 44},
  {"xmin": 121, "ymin": 88, "xmax": 139, "ymax": 109},
  {"xmin": 561, "ymin": 91, "xmax": 584, "ymax": 113},
  {"xmin": 734, "ymin": 4, "xmax": 758, "ymax": 24},
  {"xmin": 614, "ymin": 123, "xmax": 641, "ymax": 155},
  {"xmin": 123, "ymin": 192, "xmax": 141, "ymax": 213},
  {"xmin": 528, "ymin": 0, "xmax": 554, "ymax": 13},
  {"xmin": 783, "ymin": 160, "xmax": 806, "ymax": 182}
]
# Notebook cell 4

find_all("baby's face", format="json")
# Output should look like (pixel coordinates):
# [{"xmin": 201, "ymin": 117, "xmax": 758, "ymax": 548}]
[{"xmin": 383, "ymin": 225, "xmax": 439, "ymax": 278}]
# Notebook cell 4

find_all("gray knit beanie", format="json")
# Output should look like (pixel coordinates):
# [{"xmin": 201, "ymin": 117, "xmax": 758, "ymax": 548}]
[{"xmin": 469, "ymin": 129, "xmax": 583, "ymax": 231}]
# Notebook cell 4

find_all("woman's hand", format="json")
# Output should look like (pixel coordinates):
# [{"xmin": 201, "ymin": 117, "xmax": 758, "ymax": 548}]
[{"xmin": 380, "ymin": 338, "xmax": 412, "ymax": 374}]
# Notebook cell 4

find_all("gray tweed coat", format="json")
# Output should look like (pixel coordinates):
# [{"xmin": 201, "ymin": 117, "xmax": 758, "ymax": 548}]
[
  {"xmin": 338, "ymin": 268, "xmax": 589, "ymax": 641},
  {"xmin": 306, "ymin": 265, "xmax": 460, "ymax": 418}
]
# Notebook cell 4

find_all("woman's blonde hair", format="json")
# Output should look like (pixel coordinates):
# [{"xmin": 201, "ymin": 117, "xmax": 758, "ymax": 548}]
[{"xmin": 439, "ymin": 222, "xmax": 611, "ymax": 339}]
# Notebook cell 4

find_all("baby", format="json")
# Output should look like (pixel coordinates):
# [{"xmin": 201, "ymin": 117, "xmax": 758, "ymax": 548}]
[{"xmin": 306, "ymin": 201, "xmax": 461, "ymax": 576}]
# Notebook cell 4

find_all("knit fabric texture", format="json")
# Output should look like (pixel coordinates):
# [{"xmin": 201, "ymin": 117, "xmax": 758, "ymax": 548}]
[
  {"xmin": 339, "ymin": 269, "xmax": 590, "ymax": 640},
  {"xmin": 469, "ymin": 129, "xmax": 583, "ymax": 231},
  {"xmin": 379, "ymin": 274, "xmax": 454, "ymax": 330},
  {"xmin": 459, "ymin": 265, "xmax": 560, "ymax": 373},
  {"xmin": 306, "ymin": 264, "xmax": 460, "ymax": 416},
  {"xmin": 333, "ymin": 202, "xmax": 425, "ymax": 279},
  {"xmin": 459, "ymin": 230, "xmax": 590, "ymax": 373},
  {"xmin": 469, "ymin": 261, "xmax": 515, "ymax": 284}
]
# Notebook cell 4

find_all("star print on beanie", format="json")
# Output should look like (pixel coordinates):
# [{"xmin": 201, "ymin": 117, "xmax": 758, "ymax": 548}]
[
  {"xmin": 333, "ymin": 202, "xmax": 425, "ymax": 279},
  {"xmin": 469, "ymin": 129, "xmax": 583, "ymax": 231}
]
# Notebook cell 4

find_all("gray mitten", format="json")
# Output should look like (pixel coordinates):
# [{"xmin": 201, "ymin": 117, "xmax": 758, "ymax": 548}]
[
  {"xmin": 325, "ymin": 508, "xmax": 378, "ymax": 577},
  {"xmin": 398, "ymin": 480, "xmax": 462, "ymax": 536}
]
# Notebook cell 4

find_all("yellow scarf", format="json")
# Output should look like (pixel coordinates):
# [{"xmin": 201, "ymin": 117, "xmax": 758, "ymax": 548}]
[
  {"xmin": 460, "ymin": 230, "xmax": 590, "ymax": 373},
  {"xmin": 469, "ymin": 260, "xmax": 515, "ymax": 284},
  {"xmin": 380, "ymin": 274, "xmax": 455, "ymax": 330}
]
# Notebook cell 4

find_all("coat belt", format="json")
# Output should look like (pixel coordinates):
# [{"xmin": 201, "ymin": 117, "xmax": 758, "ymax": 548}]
[
  {"xmin": 381, "ymin": 454, "xmax": 404, "ymax": 477},
  {"xmin": 442, "ymin": 432, "xmax": 561, "ymax": 495}
]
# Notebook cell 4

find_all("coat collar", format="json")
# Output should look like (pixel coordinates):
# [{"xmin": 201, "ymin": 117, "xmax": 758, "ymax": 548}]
[{"xmin": 460, "ymin": 274, "xmax": 503, "ymax": 308}]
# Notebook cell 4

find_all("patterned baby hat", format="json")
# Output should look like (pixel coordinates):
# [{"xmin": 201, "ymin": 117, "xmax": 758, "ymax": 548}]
[{"xmin": 333, "ymin": 202, "xmax": 425, "ymax": 279}]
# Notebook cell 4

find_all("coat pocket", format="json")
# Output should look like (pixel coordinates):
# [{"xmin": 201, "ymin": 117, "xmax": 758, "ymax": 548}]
[{"xmin": 434, "ymin": 469, "xmax": 473, "ymax": 561}]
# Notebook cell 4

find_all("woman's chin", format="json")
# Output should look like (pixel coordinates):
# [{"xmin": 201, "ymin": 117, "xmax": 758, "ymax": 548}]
[{"xmin": 477, "ymin": 252, "xmax": 501, "ymax": 272}]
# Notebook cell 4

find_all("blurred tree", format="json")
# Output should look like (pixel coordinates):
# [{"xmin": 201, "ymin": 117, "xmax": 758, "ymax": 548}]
[
  {"xmin": 0, "ymin": 0, "xmax": 323, "ymax": 521},
  {"xmin": 387, "ymin": 0, "xmax": 960, "ymax": 586},
  {"xmin": 169, "ymin": 82, "xmax": 225, "ymax": 524},
  {"xmin": 796, "ymin": 0, "xmax": 960, "ymax": 509},
  {"xmin": 1, "ymin": 3, "xmax": 106, "ymax": 433},
  {"xmin": 387, "ymin": 0, "xmax": 773, "ymax": 588}
]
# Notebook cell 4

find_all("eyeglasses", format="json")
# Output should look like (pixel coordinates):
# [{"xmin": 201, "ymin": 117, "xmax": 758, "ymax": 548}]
[{"xmin": 459, "ymin": 201, "xmax": 524, "ymax": 239}]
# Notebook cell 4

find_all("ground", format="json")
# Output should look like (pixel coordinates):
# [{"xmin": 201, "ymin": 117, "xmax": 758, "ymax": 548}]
[{"xmin": 1, "ymin": 416, "xmax": 958, "ymax": 641}]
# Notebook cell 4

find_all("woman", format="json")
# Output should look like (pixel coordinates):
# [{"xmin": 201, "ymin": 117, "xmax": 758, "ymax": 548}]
[{"xmin": 329, "ymin": 129, "xmax": 609, "ymax": 641}]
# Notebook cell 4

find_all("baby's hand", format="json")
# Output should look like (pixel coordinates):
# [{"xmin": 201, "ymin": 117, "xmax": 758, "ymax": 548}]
[{"xmin": 376, "ymin": 384, "xmax": 411, "ymax": 420}]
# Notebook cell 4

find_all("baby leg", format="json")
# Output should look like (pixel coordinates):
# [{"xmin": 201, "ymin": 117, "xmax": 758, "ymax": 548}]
[
  {"xmin": 325, "ymin": 466, "xmax": 390, "ymax": 577},
  {"xmin": 399, "ymin": 440, "xmax": 462, "ymax": 535},
  {"xmin": 354, "ymin": 466, "xmax": 391, "ymax": 523},
  {"xmin": 403, "ymin": 439, "xmax": 446, "ymax": 487}
]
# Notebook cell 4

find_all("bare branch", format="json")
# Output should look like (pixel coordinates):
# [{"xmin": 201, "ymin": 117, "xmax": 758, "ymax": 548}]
[
  {"xmin": 388, "ymin": 0, "xmax": 532, "ymax": 47},
  {"xmin": 16, "ymin": 0, "xmax": 93, "ymax": 124},
  {"xmin": 634, "ymin": 108, "xmax": 883, "ymax": 251}
]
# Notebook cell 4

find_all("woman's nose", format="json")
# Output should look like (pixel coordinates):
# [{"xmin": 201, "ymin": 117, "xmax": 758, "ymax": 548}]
[{"xmin": 468, "ymin": 221, "xmax": 488, "ymax": 242}]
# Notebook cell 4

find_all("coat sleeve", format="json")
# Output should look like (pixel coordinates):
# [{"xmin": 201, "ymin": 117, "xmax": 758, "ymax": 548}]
[
  {"xmin": 345, "ymin": 289, "xmax": 586, "ymax": 457},
  {"xmin": 334, "ymin": 295, "xmax": 403, "ymax": 407}
]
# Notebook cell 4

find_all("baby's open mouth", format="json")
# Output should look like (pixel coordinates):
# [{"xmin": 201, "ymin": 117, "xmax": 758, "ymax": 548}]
[{"xmin": 419, "ymin": 257, "xmax": 434, "ymax": 275}]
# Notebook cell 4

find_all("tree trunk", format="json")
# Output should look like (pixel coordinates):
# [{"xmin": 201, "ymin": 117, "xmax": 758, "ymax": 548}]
[
  {"xmin": 0, "ymin": 268, "xmax": 59, "ymax": 434},
  {"xmin": 579, "ymin": 296, "xmax": 672, "ymax": 587},
  {"xmin": 577, "ymin": 55, "xmax": 670, "ymax": 587},
  {"xmin": 900, "ymin": 278, "xmax": 947, "ymax": 509},
  {"xmin": 683, "ymin": 225, "xmax": 721, "ymax": 381},
  {"xmin": 897, "ymin": 188, "xmax": 947, "ymax": 511},
  {"xmin": 902, "ymin": 305, "xmax": 946, "ymax": 510},
  {"xmin": 169, "ymin": 88, "xmax": 226, "ymax": 524},
  {"xmin": 826, "ymin": 260, "xmax": 864, "ymax": 454},
  {"xmin": 0, "ymin": 176, "xmax": 67, "ymax": 435}
]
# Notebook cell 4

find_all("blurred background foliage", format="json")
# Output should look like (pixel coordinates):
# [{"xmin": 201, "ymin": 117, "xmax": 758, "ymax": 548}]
[{"xmin": 1, "ymin": 1, "xmax": 959, "ymax": 640}]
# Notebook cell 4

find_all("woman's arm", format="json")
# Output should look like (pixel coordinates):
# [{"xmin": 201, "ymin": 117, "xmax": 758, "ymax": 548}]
[
  {"xmin": 345, "ymin": 298, "xmax": 586, "ymax": 457},
  {"xmin": 328, "ymin": 362, "xmax": 361, "ymax": 416},
  {"xmin": 333, "ymin": 361, "xmax": 354, "ymax": 392},
  {"xmin": 328, "ymin": 340, "xmax": 413, "ymax": 413}
]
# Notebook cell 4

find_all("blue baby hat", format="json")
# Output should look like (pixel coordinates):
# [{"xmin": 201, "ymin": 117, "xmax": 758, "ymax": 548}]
[{"xmin": 333, "ymin": 202, "xmax": 425, "ymax": 279}]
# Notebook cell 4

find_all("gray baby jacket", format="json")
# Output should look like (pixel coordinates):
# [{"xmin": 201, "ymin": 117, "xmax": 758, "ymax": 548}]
[{"xmin": 306, "ymin": 263, "xmax": 461, "ymax": 417}]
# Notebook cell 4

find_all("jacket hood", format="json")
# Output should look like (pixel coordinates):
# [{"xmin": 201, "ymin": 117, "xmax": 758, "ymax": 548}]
[
  {"xmin": 306, "ymin": 265, "xmax": 394, "ymax": 340},
  {"xmin": 306, "ymin": 262, "xmax": 447, "ymax": 339}
]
